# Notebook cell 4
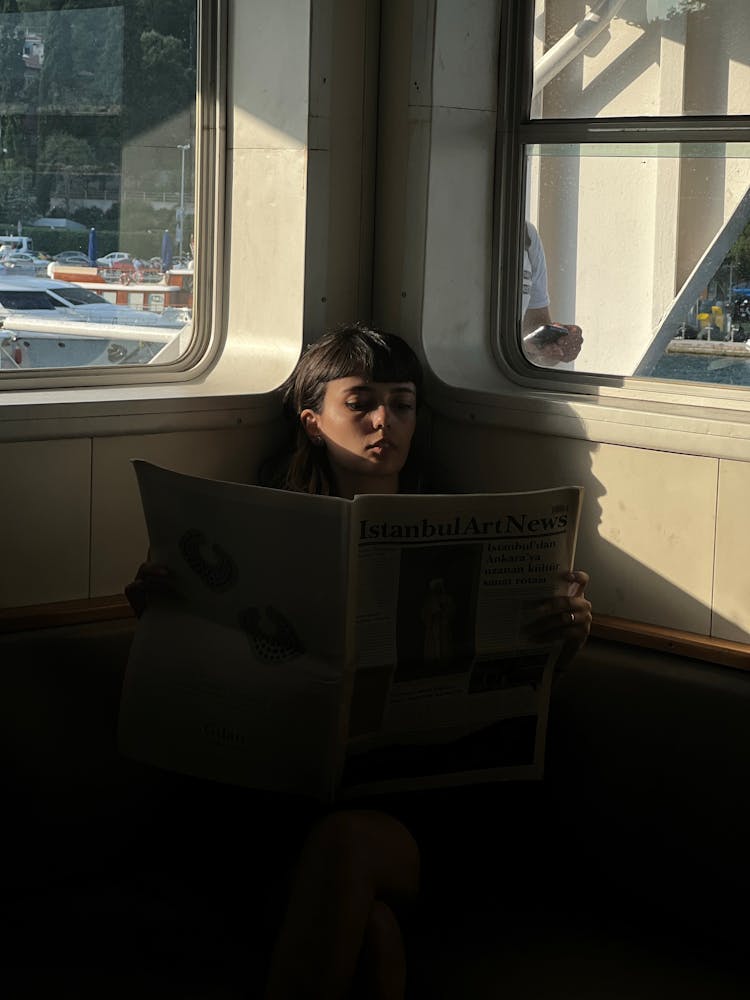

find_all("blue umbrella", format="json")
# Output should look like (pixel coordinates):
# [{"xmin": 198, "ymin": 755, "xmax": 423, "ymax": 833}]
[
  {"xmin": 161, "ymin": 229, "xmax": 173, "ymax": 271},
  {"xmin": 88, "ymin": 227, "xmax": 97, "ymax": 266}
]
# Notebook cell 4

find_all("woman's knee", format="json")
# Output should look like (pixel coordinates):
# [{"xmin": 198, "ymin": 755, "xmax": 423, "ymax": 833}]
[{"xmin": 303, "ymin": 810, "xmax": 420, "ymax": 901}]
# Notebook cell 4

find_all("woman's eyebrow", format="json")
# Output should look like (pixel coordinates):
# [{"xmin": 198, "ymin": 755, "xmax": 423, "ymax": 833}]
[
  {"xmin": 340, "ymin": 383, "xmax": 374, "ymax": 394},
  {"xmin": 339, "ymin": 383, "xmax": 416, "ymax": 395}
]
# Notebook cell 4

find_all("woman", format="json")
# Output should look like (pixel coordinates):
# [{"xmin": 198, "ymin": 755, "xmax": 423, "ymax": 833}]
[{"xmin": 127, "ymin": 322, "xmax": 592, "ymax": 999}]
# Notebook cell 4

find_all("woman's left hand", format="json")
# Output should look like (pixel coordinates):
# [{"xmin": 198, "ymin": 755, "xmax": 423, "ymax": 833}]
[{"xmin": 526, "ymin": 570, "xmax": 592, "ymax": 660}]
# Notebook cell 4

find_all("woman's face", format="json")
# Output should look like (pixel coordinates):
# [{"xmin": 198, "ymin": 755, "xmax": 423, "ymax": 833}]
[{"xmin": 301, "ymin": 375, "xmax": 417, "ymax": 496}]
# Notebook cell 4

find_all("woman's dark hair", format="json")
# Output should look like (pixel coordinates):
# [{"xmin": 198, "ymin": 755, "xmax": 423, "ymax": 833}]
[{"xmin": 273, "ymin": 323, "xmax": 424, "ymax": 495}]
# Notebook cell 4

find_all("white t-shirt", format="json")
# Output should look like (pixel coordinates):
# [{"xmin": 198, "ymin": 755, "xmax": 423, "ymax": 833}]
[{"xmin": 522, "ymin": 221, "xmax": 550, "ymax": 318}]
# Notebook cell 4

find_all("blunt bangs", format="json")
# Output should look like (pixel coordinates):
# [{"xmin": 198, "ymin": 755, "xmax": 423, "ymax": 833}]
[
  {"xmin": 280, "ymin": 323, "xmax": 424, "ymax": 422},
  {"xmin": 317, "ymin": 325, "xmax": 423, "ymax": 394}
]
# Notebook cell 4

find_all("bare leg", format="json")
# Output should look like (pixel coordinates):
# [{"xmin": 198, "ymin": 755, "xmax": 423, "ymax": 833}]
[
  {"xmin": 263, "ymin": 809, "xmax": 419, "ymax": 1000},
  {"xmin": 355, "ymin": 899, "xmax": 407, "ymax": 1000}
]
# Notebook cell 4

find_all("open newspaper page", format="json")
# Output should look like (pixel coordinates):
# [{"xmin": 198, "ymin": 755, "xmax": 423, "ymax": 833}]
[
  {"xmin": 340, "ymin": 486, "xmax": 583, "ymax": 796},
  {"xmin": 118, "ymin": 461, "xmax": 353, "ymax": 801}
]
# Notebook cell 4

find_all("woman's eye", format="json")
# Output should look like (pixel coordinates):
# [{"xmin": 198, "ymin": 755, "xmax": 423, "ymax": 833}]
[{"xmin": 346, "ymin": 400, "xmax": 368, "ymax": 411}]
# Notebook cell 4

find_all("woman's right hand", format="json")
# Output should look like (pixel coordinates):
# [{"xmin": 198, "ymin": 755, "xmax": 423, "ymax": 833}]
[{"xmin": 124, "ymin": 561, "xmax": 174, "ymax": 618}]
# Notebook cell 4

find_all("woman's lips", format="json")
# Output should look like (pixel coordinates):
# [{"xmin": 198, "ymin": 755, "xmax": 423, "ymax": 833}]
[{"xmin": 367, "ymin": 438, "xmax": 393, "ymax": 453}]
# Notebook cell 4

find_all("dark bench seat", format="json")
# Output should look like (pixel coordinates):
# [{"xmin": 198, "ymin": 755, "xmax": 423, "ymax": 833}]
[{"xmin": 1, "ymin": 623, "xmax": 748, "ymax": 996}]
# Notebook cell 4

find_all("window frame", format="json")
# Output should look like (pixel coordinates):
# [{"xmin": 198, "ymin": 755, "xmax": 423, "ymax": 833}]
[
  {"xmin": 494, "ymin": 1, "xmax": 750, "ymax": 410},
  {"xmin": 0, "ymin": 0, "xmax": 225, "ymax": 392}
]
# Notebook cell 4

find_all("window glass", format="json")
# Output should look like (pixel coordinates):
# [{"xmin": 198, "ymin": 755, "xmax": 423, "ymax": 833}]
[
  {"xmin": 50, "ymin": 286, "xmax": 109, "ymax": 306},
  {"xmin": 0, "ymin": 289, "xmax": 56, "ymax": 310},
  {"xmin": 532, "ymin": 0, "xmax": 745, "ymax": 120},
  {"xmin": 522, "ymin": 142, "xmax": 750, "ymax": 382},
  {"xmin": 0, "ymin": 0, "xmax": 197, "ymax": 374},
  {"xmin": 521, "ymin": 1, "xmax": 750, "ymax": 389}
]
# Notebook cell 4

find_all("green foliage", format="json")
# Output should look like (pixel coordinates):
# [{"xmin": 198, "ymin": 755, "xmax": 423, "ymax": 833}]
[
  {"xmin": 39, "ymin": 8, "xmax": 74, "ymax": 107},
  {"xmin": 727, "ymin": 221, "xmax": 750, "ymax": 287},
  {"xmin": 0, "ymin": 9, "xmax": 25, "ymax": 106},
  {"xmin": 21, "ymin": 226, "xmax": 90, "ymax": 257},
  {"xmin": 1, "ymin": 0, "xmax": 197, "ymax": 238},
  {"xmin": 70, "ymin": 205, "xmax": 104, "ymax": 228},
  {"xmin": 38, "ymin": 131, "xmax": 96, "ymax": 171},
  {"xmin": 666, "ymin": 1, "xmax": 707, "ymax": 18},
  {"xmin": 1, "ymin": 223, "xmax": 176, "ymax": 260},
  {"xmin": 0, "ymin": 164, "xmax": 35, "ymax": 222},
  {"xmin": 0, "ymin": 115, "xmax": 23, "ymax": 161},
  {"xmin": 35, "ymin": 171, "xmax": 53, "ymax": 216}
]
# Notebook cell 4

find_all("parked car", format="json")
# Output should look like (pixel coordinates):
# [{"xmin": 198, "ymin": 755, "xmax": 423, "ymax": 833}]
[
  {"xmin": 0, "ymin": 252, "xmax": 48, "ymax": 277},
  {"xmin": 96, "ymin": 251, "xmax": 131, "ymax": 267},
  {"xmin": 53, "ymin": 251, "xmax": 92, "ymax": 265}
]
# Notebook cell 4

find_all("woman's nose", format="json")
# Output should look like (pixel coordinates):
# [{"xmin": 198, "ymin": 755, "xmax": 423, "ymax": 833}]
[{"xmin": 372, "ymin": 404, "xmax": 389, "ymax": 429}]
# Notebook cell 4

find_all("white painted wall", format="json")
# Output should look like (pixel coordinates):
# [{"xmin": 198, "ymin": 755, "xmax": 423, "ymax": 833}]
[
  {"xmin": 4, "ymin": 0, "xmax": 750, "ymax": 649},
  {"xmin": 0, "ymin": 0, "xmax": 373, "ymax": 609},
  {"xmin": 371, "ymin": 0, "xmax": 750, "ymax": 641}
]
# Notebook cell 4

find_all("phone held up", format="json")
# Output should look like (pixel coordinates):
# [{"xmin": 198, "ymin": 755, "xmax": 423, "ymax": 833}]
[{"xmin": 522, "ymin": 323, "xmax": 575, "ymax": 347}]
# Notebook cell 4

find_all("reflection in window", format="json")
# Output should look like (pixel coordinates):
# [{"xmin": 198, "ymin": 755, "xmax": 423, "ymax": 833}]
[
  {"xmin": 522, "ymin": 144, "xmax": 750, "ymax": 383},
  {"xmin": 51, "ymin": 286, "xmax": 109, "ymax": 307},
  {"xmin": 0, "ymin": 1, "xmax": 197, "ymax": 373},
  {"xmin": 0, "ymin": 290, "xmax": 56, "ymax": 310},
  {"xmin": 532, "ymin": 0, "xmax": 743, "ymax": 120},
  {"xmin": 522, "ymin": 2, "xmax": 750, "ymax": 387}
]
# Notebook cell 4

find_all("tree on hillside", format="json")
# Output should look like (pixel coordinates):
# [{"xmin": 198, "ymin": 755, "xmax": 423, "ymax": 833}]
[
  {"xmin": 39, "ymin": 8, "xmax": 73, "ymax": 108},
  {"xmin": 0, "ymin": 4, "xmax": 25, "ymax": 108},
  {"xmin": 38, "ymin": 130, "xmax": 96, "ymax": 215},
  {"xmin": 135, "ymin": 28, "xmax": 194, "ymax": 133},
  {"xmin": 0, "ymin": 115, "xmax": 23, "ymax": 168},
  {"xmin": 0, "ymin": 165, "xmax": 36, "ymax": 225},
  {"xmin": 727, "ymin": 220, "xmax": 750, "ymax": 287},
  {"xmin": 90, "ymin": 5, "xmax": 124, "ymax": 109}
]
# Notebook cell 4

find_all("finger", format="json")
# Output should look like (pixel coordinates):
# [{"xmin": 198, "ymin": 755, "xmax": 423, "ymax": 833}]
[
  {"xmin": 530, "ymin": 610, "xmax": 591, "ymax": 641},
  {"xmin": 536, "ymin": 593, "xmax": 591, "ymax": 616},
  {"xmin": 124, "ymin": 580, "xmax": 147, "ymax": 617},
  {"xmin": 532, "ymin": 605, "xmax": 591, "ymax": 632},
  {"xmin": 563, "ymin": 570, "xmax": 589, "ymax": 597},
  {"xmin": 560, "ymin": 341, "xmax": 582, "ymax": 361},
  {"xmin": 136, "ymin": 562, "xmax": 171, "ymax": 580}
]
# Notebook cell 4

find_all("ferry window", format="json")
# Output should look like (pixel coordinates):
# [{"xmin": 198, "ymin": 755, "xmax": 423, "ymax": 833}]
[
  {"xmin": 0, "ymin": 289, "xmax": 56, "ymax": 311},
  {"xmin": 48, "ymin": 286, "xmax": 109, "ymax": 307},
  {"xmin": 519, "ymin": 0, "xmax": 750, "ymax": 388},
  {"xmin": 0, "ymin": 0, "xmax": 198, "ymax": 376}
]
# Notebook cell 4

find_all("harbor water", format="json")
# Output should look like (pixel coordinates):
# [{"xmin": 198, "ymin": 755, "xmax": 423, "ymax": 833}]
[{"xmin": 651, "ymin": 353, "xmax": 750, "ymax": 386}]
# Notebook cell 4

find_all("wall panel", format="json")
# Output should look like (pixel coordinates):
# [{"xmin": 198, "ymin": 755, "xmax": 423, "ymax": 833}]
[
  {"xmin": 0, "ymin": 439, "xmax": 91, "ymax": 607},
  {"xmin": 714, "ymin": 459, "xmax": 750, "ymax": 643},
  {"xmin": 429, "ymin": 414, "xmax": 717, "ymax": 634},
  {"xmin": 90, "ymin": 425, "xmax": 281, "ymax": 598}
]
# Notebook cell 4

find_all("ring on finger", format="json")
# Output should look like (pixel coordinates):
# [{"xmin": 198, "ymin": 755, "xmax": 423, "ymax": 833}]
[{"xmin": 569, "ymin": 610, "xmax": 575, "ymax": 625}]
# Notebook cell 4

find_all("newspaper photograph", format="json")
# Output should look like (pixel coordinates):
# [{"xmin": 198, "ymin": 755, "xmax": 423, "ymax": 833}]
[{"xmin": 341, "ymin": 488, "xmax": 583, "ymax": 795}]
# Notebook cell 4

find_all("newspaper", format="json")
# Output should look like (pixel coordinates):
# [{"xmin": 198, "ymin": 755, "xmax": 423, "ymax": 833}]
[{"xmin": 118, "ymin": 461, "xmax": 583, "ymax": 801}]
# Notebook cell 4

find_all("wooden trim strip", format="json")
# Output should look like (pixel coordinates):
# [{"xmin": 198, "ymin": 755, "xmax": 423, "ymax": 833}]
[
  {"xmin": 1, "ymin": 599, "xmax": 750, "ymax": 672},
  {"xmin": 0, "ymin": 595, "xmax": 134, "ymax": 634},
  {"xmin": 592, "ymin": 614, "xmax": 750, "ymax": 673}
]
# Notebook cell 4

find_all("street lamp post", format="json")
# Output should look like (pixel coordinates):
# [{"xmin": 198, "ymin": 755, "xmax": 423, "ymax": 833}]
[{"xmin": 177, "ymin": 142, "xmax": 190, "ymax": 258}]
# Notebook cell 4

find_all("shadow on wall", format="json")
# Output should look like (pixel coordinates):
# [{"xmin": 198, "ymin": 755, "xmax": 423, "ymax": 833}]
[{"xmin": 426, "ymin": 406, "xmax": 728, "ymax": 640}]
